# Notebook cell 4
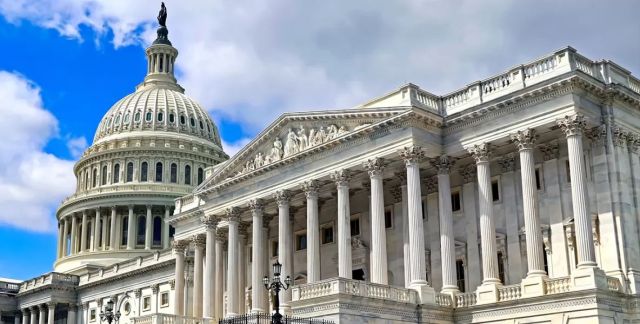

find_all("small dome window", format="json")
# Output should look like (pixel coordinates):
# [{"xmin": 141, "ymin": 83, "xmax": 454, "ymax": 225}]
[
  {"xmin": 124, "ymin": 113, "xmax": 130, "ymax": 123},
  {"xmin": 169, "ymin": 113, "xmax": 175, "ymax": 123},
  {"xmin": 158, "ymin": 112, "xmax": 164, "ymax": 122},
  {"xmin": 190, "ymin": 117, "xmax": 195, "ymax": 127},
  {"xmin": 207, "ymin": 123, "xmax": 211, "ymax": 132},
  {"xmin": 199, "ymin": 120, "xmax": 204, "ymax": 129},
  {"xmin": 106, "ymin": 117, "xmax": 112, "ymax": 127},
  {"xmin": 180, "ymin": 115, "xmax": 186, "ymax": 125},
  {"xmin": 115, "ymin": 115, "xmax": 121, "ymax": 124},
  {"xmin": 145, "ymin": 111, "xmax": 152, "ymax": 122},
  {"xmin": 134, "ymin": 112, "xmax": 141, "ymax": 122}
]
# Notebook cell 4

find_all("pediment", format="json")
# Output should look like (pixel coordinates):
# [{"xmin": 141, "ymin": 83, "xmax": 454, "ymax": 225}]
[{"xmin": 197, "ymin": 107, "xmax": 438, "ymax": 193}]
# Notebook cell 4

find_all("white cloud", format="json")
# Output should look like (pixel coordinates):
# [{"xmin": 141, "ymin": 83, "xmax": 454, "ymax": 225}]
[
  {"xmin": 66, "ymin": 137, "xmax": 88, "ymax": 159},
  {"xmin": 1, "ymin": 0, "xmax": 639, "ymax": 137},
  {"xmin": 0, "ymin": 71, "xmax": 76, "ymax": 232},
  {"xmin": 222, "ymin": 138, "xmax": 252, "ymax": 158}
]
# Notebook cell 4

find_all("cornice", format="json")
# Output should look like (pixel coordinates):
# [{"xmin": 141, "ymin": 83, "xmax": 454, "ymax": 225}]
[{"xmin": 78, "ymin": 259, "xmax": 175, "ymax": 290}]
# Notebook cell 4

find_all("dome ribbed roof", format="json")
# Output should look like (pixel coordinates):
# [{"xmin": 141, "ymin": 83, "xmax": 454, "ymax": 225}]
[{"xmin": 93, "ymin": 87, "xmax": 222, "ymax": 146}]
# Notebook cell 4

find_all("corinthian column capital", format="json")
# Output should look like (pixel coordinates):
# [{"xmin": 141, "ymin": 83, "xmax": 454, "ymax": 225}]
[
  {"xmin": 273, "ymin": 190, "xmax": 291, "ymax": 206},
  {"xmin": 467, "ymin": 143, "xmax": 491, "ymax": 163},
  {"xmin": 200, "ymin": 214, "xmax": 218, "ymax": 229},
  {"xmin": 399, "ymin": 146, "xmax": 425, "ymax": 165},
  {"xmin": 363, "ymin": 158, "xmax": 385, "ymax": 177},
  {"xmin": 171, "ymin": 240, "xmax": 188, "ymax": 253},
  {"xmin": 430, "ymin": 155, "xmax": 456, "ymax": 174},
  {"xmin": 510, "ymin": 128, "xmax": 537, "ymax": 150},
  {"xmin": 225, "ymin": 207, "xmax": 240, "ymax": 222},
  {"xmin": 248, "ymin": 199, "xmax": 264, "ymax": 212},
  {"xmin": 301, "ymin": 180, "xmax": 320, "ymax": 198},
  {"xmin": 556, "ymin": 114, "xmax": 587, "ymax": 137},
  {"xmin": 330, "ymin": 169, "xmax": 351, "ymax": 187}
]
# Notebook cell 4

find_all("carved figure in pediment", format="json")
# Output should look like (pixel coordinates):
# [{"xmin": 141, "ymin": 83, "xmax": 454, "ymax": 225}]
[
  {"xmin": 297, "ymin": 126, "xmax": 308, "ymax": 150},
  {"xmin": 327, "ymin": 124, "xmax": 339, "ymax": 141},
  {"xmin": 254, "ymin": 152, "xmax": 264, "ymax": 168},
  {"xmin": 270, "ymin": 137, "xmax": 283, "ymax": 162},
  {"xmin": 313, "ymin": 127, "xmax": 326, "ymax": 146},
  {"xmin": 337, "ymin": 126, "xmax": 348, "ymax": 136},
  {"xmin": 284, "ymin": 128, "xmax": 299, "ymax": 157},
  {"xmin": 308, "ymin": 128, "xmax": 317, "ymax": 147},
  {"xmin": 245, "ymin": 160, "xmax": 255, "ymax": 171}
]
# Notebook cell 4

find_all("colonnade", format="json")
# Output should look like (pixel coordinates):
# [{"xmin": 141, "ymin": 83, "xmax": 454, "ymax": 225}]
[
  {"xmin": 172, "ymin": 114, "xmax": 601, "ymax": 317},
  {"xmin": 57, "ymin": 205, "xmax": 173, "ymax": 259},
  {"xmin": 18, "ymin": 303, "xmax": 63, "ymax": 324}
]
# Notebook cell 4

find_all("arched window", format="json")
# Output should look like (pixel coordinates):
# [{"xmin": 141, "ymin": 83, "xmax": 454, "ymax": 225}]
[
  {"xmin": 113, "ymin": 164, "xmax": 120, "ymax": 183},
  {"xmin": 170, "ymin": 163, "xmax": 177, "ymax": 183},
  {"xmin": 121, "ymin": 216, "xmax": 128, "ymax": 246},
  {"xmin": 169, "ymin": 113, "xmax": 175, "ymax": 123},
  {"xmin": 115, "ymin": 115, "xmax": 121, "ymax": 124},
  {"xmin": 190, "ymin": 117, "xmax": 195, "ymax": 127},
  {"xmin": 153, "ymin": 216, "xmax": 162, "ymax": 246},
  {"xmin": 158, "ymin": 112, "xmax": 164, "ymax": 122},
  {"xmin": 126, "ymin": 162, "xmax": 133, "ymax": 182},
  {"xmin": 101, "ymin": 165, "xmax": 107, "ymax": 185},
  {"xmin": 124, "ymin": 113, "xmax": 130, "ymax": 123},
  {"xmin": 137, "ymin": 216, "xmax": 146, "ymax": 245},
  {"xmin": 184, "ymin": 165, "xmax": 191, "ymax": 185},
  {"xmin": 92, "ymin": 168, "xmax": 97, "ymax": 187},
  {"xmin": 134, "ymin": 112, "xmax": 141, "ymax": 122},
  {"xmin": 140, "ymin": 162, "xmax": 148, "ymax": 182},
  {"xmin": 199, "ymin": 120, "xmax": 204, "ymax": 129},
  {"xmin": 155, "ymin": 162, "xmax": 163, "ymax": 182},
  {"xmin": 145, "ymin": 111, "xmax": 152, "ymax": 122},
  {"xmin": 197, "ymin": 167, "xmax": 204, "ymax": 185},
  {"xmin": 85, "ymin": 171, "xmax": 90, "ymax": 190},
  {"xmin": 180, "ymin": 115, "xmax": 186, "ymax": 125}
]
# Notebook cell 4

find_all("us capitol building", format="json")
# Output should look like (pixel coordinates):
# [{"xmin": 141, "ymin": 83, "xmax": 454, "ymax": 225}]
[{"xmin": 2, "ymin": 8, "xmax": 640, "ymax": 324}]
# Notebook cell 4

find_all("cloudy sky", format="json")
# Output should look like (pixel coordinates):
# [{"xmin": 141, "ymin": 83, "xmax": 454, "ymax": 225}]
[{"xmin": 0, "ymin": 0, "xmax": 638, "ymax": 279}]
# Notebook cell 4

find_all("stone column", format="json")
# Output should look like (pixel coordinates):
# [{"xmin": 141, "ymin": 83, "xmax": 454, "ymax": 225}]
[
  {"xmin": 201, "ymin": 215, "xmax": 217, "ymax": 318},
  {"xmin": 431, "ymin": 155, "xmax": 459, "ymax": 294},
  {"xmin": 237, "ymin": 225, "xmax": 248, "ymax": 314},
  {"xmin": 364, "ymin": 158, "xmax": 388, "ymax": 285},
  {"xmin": 38, "ymin": 305, "xmax": 45, "ymax": 324},
  {"xmin": 127, "ymin": 205, "xmax": 135, "ymax": 249},
  {"xmin": 511, "ymin": 129, "xmax": 546, "ymax": 278},
  {"xmin": 461, "ymin": 166, "xmax": 482, "ymax": 291},
  {"xmin": 274, "ymin": 190, "xmax": 293, "ymax": 311},
  {"xmin": 163, "ymin": 206, "xmax": 171, "ymax": 249},
  {"xmin": 557, "ymin": 115, "xmax": 597, "ymax": 269},
  {"xmin": 70, "ymin": 215, "xmax": 78, "ymax": 255},
  {"xmin": 14, "ymin": 312, "xmax": 20, "ymax": 324},
  {"xmin": 392, "ymin": 174, "xmax": 411, "ymax": 288},
  {"xmin": 109, "ymin": 207, "xmax": 117, "ymax": 250},
  {"xmin": 192, "ymin": 234, "xmax": 205, "ymax": 318},
  {"xmin": 21, "ymin": 309, "xmax": 28, "ymax": 324},
  {"xmin": 330, "ymin": 170, "xmax": 352, "ymax": 279},
  {"xmin": 302, "ymin": 181, "xmax": 321, "ymax": 283},
  {"xmin": 399, "ymin": 146, "xmax": 434, "ymax": 303},
  {"xmin": 226, "ymin": 207, "xmax": 240, "ymax": 317},
  {"xmin": 62, "ymin": 218, "xmax": 70, "ymax": 257},
  {"xmin": 80, "ymin": 211, "xmax": 88, "ymax": 253},
  {"xmin": 145, "ymin": 205, "xmax": 153, "ymax": 249},
  {"xmin": 67, "ymin": 305, "xmax": 76, "ymax": 324},
  {"xmin": 249, "ymin": 199, "xmax": 266, "ymax": 313},
  {"xmin": 92, "ymin": 209, "xmax": 101, "ymax": 251},
  {"xmin": 173, "ymin": 240, "xmax": 187, "ymax": 316},
  {"xmin": 56, "ymin": 223, "xmax": 63, "ymax": 258},
  {"xmin": 46, "ymin": 304, "xmax": 54, "ymax": 324},
  {"xmin": 214, "ymin": 233, "xmax": 225, "ymax": 319}
]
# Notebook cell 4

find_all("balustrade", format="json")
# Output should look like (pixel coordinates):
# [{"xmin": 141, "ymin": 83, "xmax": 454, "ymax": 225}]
[{"xmin": 497, "ymin": 284, "xmax": 522, "ymax": 301}]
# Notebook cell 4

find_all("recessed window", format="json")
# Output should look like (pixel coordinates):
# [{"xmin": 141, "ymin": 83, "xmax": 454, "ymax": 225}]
[
  {"xmin": 126, "ymin": 162, "xmax": 133, "ymax": 182},
  {"xmin": 296, "ymin": 233, "xmax": 307, "ymax": 251},
  {"xmin": 153, "ymin": 217, "xmax": 162, "ymax": 246},
  {"xmin": 161, "ymin": 292, "xmax": 169, "ymax": 307},
  {"xmin": 124, "ymin": 113, "xmax": 130, "ymax": 123},
  {"xmin": 101, "ymin": 165, "xmax": 107, "ymax": 185},
  {"xmin": 350, "ymin": 217, "xmax": 360, "ymax": 236},
  {"xmin": 143, "ymin": 296, "xmax": 151, "ymax": 311},
  {"xmin": 155, "ymin": 162, "xmax": 163, "ymax": 182},
  {"xmin": 140, "ymin": 162, "xmax": 148, "ymax": 182},
  {"xmin": 190, "ymin": 117, "xmax": 195, "ymax": 127},
  {"xmin": 184, "ymin": 165, "xmax": 191, "ymax": 185},
  {"xmin": 135, "ymin": 112, "xmax": 141, "ymax": 122},
  {"xmin": 497, "ymin": 252, "xmax": 505, "ymax": 283},
  {"xmin": 565, "ymin": 160, "xmax": 571, "ymax": 183},
  {"xmin": 535, "ymin": 167, "xmax": 542, "ymax": 190},
  {"xmin": 451, "ymin": 192, "xmax": 461, "ymax": 212},
  {"xmin": 113, "ymin": 163, "xmax": 120, "ymax": 183},
  {"xmin": 422, "ymin": 199, "xmax": 426, "ymax": 220},
  {"xmin": 384, "ymin": 207, "xmax": 393, "ymax": 229},
  {"xmin": 137, "ymin": 216, "xmax": 146, "ymax": 245},
  {"xmin": 158, "ymin": 112, "xmax": 164, "ymax": 122},
  {"xmin": 107, "ymin": 117, "xmax": 112, "ymax": 127},
  {"xmin": 322, "ymin": 226, "xmax": 334, "ymax": 244},
  {"xmin": 170, "ymin": 163, "xmax": 177, "ymax": 183},
  {"xmin": 456, "ymin": 259, "xmax": 465, "ymax": 292},
  {"xmin": 199, "ymin": 120, "xmax": 204, "ymax": 129},
  {"xmin": 272, "ymin": 241, "xmax": 278, "ymax": 257},
  {"xmin": 169, "ymin": 113, "xmax": 175, "ymax": 123},
  {"xmin": 197, "ymin": 167, "xmax": 204, "ymax": 185},
  {"xmin": 180, "ymin": 115, "xmax": 186, "ymax": 125},
  {"xmin": 115, "ymin": 115, "xmax": 121, "ymax": 124},
  {"xmin": 145, "ymin": 111, "xmax": 152, "ymax": 122},
  {"xmin": 491, "ymin": 180, "xmax": 500, "ymax": 202},
  {"xmin": 207, "ymin": 124, "xmax": 211, "ymax": 132},
  {"xmin": 92, "ymin": 168, "xmax": 98, "ymax": 188},
  {"xmin": 89, "ymin": 309, "xmax": 96, "ymax": 322}
]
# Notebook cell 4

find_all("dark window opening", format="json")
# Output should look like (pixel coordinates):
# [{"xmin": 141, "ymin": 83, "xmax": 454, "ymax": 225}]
[
  {"xmin": 491, "ymin": 180, "xmax": 500, "ymax": 202},
  {"xmin": 456, "ymin": 259, "xmax": 466, "ymax": 292},
  {"xmin": 121, "ymin": 216, "xmax": 128, "ymax": 246},
  {"xmin": 197, "ymin": 168, "xmax": 204, "ymax": 185},
  {"xmin": 170, "ymin": 163, "xmax": 177, "ymax": 183},
  {"xmin": 158, "ymin": 112, "xmax": 164, "ymax": 122},
  {"xmin": 296, "ymin": 233, "xmax": 307, "ymax": 251},
  {"xmin": 140, "ymin": 162, "xmax": 148, "ymax": 182},
  {"xmin": 535, "ymin": 168, "xmax": 542, "ymax": 190},
  {"xmin": 352, "ymin": 269, "xmax": 365, "ymax": 281},
  {"xmin": 153, "ymin": 217, "xmax": 162, "ymax": 246},
  {"xmin": 169, "ymin": 225, "xmax": 175, "ymax": 238},
  {"xmin": 350, "ymin": 218, "xmax": 360, "ymax": 236},
  {"xmin": 169, "ymin": 113, "xmax": 175, "ymax": 123},
  {"xmin": 384, "ymin": 209, "xmax": 392, "ymax": 229},
  {"xmin": 451, "ymin": 192, "xmax": 461, "ymax": 212},
  {"xmin": 497, "ymin": 252, "xmax": 505, "ymax": 283},
  {"xmin": 322, "ymin": 227, "xmax": 334, "ymax": 244},
  {"xmin": 184, "ymin": 165, "xmax": 191, "ymax": 185},
  {"xmin": 137, "ymin": 216, "xmax": 146, "ymax": 245},
  {"xmin": 101, "ymin": 166, "xmax": 107, "ymax": 185},
  {"xmin": 126, "ymin": 162, "xmax": 133, "ymax": 182},
  {"xmin": 565, "ymin": 160, "xmax": 571, "ymax": 183},
  {"xmin": 113, "ymin": 164, "xmax": 120, "ymax": 183},
  {"xmin": 155, "ymin": 162, "xmax": 163, "ymax": 182},
  {"xmin": 272, "ymin": 241, "xmax": 278, "ymax": 257},
  {"xmin": 145, "ymin": 111, "xmax": 152, "ymax": 122}
]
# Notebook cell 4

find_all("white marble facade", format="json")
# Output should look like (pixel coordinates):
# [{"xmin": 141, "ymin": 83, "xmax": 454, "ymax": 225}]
[{"xmin": 4, "ymin": 24, "xmax": 640, "ymax": 324}]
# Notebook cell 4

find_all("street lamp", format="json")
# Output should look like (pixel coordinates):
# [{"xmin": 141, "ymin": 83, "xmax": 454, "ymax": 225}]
[
  {"xmin": 99, "ymin": 299, "xmax": 121, "ymax": 324},
  {"xmin": 263, "ymin": 261, "xmax": 292, "ymax": 324}
]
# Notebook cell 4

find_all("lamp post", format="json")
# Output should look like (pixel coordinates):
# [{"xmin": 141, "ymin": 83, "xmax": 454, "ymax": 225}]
[
  {"xmin": 263, "ymin": 261, "xmax": 292, "ymax": 324},
  {"xmin": 99, "ymin": 299, "xmax": 120, "ymax": 324}
]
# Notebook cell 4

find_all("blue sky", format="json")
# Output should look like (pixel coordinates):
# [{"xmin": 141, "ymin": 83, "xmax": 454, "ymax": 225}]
[{"xmin": 0, "ymin": 0, "xmax": 638, "ymax": 280}]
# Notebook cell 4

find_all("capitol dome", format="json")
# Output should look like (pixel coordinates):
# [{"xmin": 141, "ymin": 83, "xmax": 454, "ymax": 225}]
[{"xmin": 54, "ymin": 18, "xmax": 227, "ymax": 274}]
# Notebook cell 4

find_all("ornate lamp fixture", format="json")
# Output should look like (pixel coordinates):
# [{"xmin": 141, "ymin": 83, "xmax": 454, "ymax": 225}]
[
  {"xmin": 99, "ymin": 299, "xmax": 121, "ymax": 324},
  {"xmin": 263, "ymin": 261, "xmax": 292, "ymax": 324}
]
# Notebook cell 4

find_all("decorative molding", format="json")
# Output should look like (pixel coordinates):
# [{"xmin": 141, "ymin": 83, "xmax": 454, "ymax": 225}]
[
  {"xmin": 467, "ymin": 143, "xmax": 491, "ymax": 163},
  {"xmin": 497, "ymin": 153, "xmax": 516, "ymax": 173},
  {"xmin": 538, "ymin": 141, "xmax": 560, "ymax": 161},
  {"xmin": 430, "ymin": 155, "xmax": 456, "ymax": 175},
  {"xmin": 510, "ymin": 128, "xmax": 537, "ymax": 151},
  {"xmin": 556, "ymin": 114, "xmax": 587, "ymax": 137},
  {"xmin": 363, "ymin": 158, "xmax": 385, "ymax": 177},
  {"xmin": 301, "ymin": 180, "xmax": 320, "ymax": 199},
  {"xmin": 225, "ymin": 207, "xmax": 240, "ymax": 222},
  {"xmin": 331, "ymin": 169, "xmax": 351, "ymax": 187},
  {"xmin": 273, "ymin": 190, "xmax": 292, "ymax": 206},
  {"xmin": 399, "ymin": 146, "xmax": 425, "ymax": 165},
  {"xmin": 460, "ymin": 165, "xmax": 477, "ymax": 183}
]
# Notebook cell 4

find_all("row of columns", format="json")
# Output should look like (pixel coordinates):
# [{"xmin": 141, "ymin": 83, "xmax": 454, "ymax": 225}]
[
  {"xmin": 18, "ymin": 303, "xmax": 60, "ymax": 324},
  {"xmin": 57, "ymin": 205, "xmax": 172, "ymax": 259}
]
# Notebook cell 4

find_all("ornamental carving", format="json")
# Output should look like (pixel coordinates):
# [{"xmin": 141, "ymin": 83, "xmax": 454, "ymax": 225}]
[
  {"xmin": 430, "ymin": 155, "xmax": 455, "ymax": 175},
  {"xmin": 248, "ymin": 199, "xmax": 264, "ymax": 212},
  {"xmin": 171, "ymin": 240, "xmax": 188, "ymax": 253},
  {"xmin": 424, "ymin": 176, "xmax": 438, "ymax": 194},
  {"xmin": 363, "ymin": 158, "xmax": 385, "ymax": 177},
  {"xmin": 399, "ymin": 146, "xmax": 425, "ymax": 165},
  {"xmin": 460, "ymin": 165, "xmax": 476, "ymax": 183},
  {"xmin": 301, "ymin": 180, "xmax": 320, "ymax": 198},
  {"xmin": 331, "ymin": 169, "xmax": 351, "ymax": 186},
  {"xmin": 225, "ymin": 207, "xmax": 240, "ymax": 222},
  {"xmin": 200, "ymin": 214, "xmax": 218, "ymax": 229},
  {"xmin": 556, "ymin": 114, "xmax": 587, "ymax": 137},
  {"xmin": 629, "ymin": 133, "xmax": 640, "ymax": 154},
  {"xmin": 497, "ymin": 153, "xmax": 516, "ymax": 173},
  {"xmin": 192, "ymin": 234, "xmax": 206, "ymax": 247},
  {"xmin": 467, "ymin": 143, "xmax": 491, "ymax": 163},
  {"xmin": 510, "ymin": 128, "xmax": 537, "ymax": 151},
  {"xmin": 236, "ymin": 124, "xmax": 350, "ymax": 176},
  {"xmin": 611, "ymin": 127, "xmax": 629, "ymax": 148},
  {"xmin": 585, "ymin": 125, "xmax": 607, "ymax": 147},
  {"xmin": 390, "ymin": 185, "xmax": 402, "ymax": 203},
  {"xmin": 538, "ymin": 141, "xmax": 559, "ymax": 161},
  {"xmin": 273, "ymin": 190, "xmax": 292, "ymax": 206}
]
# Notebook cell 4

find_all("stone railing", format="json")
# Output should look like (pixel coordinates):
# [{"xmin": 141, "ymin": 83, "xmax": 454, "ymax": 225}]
[
  {"xmin": 497, "ymin": 284, "xmax": 522, "ymax": 301},
  {"xmin": 435, "ymin": 293, "xmax": 453, "ymax": 307},
  {"xmin": 62, "ymin": 183, "xmax": 192, "ymax": 204},
  {"xmin": 132, "ymin": 314, "xmax": 211, "ymax": 324},
  {"xmin": 455, "ymin": 292, "xmax": 477, "ymax": 307},
  {"xmin": 292, "ymin": 278, "xmax": 418, "ymax": 304},
  {"xmin": 545, "ymin": 276, "xmax": 571, "ymax": 294},
  {"xmin": 0, "ymin": 279, "xmax": 21, "ymax": 294},
  {"xmin": 79, "ymin": 249, "xmax": 174, "ymax": 285},
  {"xmin": 19, "ymin": 272, "xmax": 79, "ymax": 294}
]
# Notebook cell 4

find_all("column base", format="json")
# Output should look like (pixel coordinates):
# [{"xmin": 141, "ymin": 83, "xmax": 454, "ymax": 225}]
[
  {"xmin": 520, "ymin": 275, "xmax": 547, "ymax": 297},
  {"xmin": 410, "ymin": 282, "xmax": 436, "ymax": 304},
  {"xmin": 440, "ymin": 285, "xmax": 460, "ymax": 296},
  {"xmin": 571, "ymin": 266, "xmax": 607, "ymax": 291},
  {"xmin": 475, "ymin": 282, "xmax": 501, "ymax": 305}
]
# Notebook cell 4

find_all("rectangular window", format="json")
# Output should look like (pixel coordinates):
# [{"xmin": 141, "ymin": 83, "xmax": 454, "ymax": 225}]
[
  {"xmin": 491, "ymin": 180, "xmax": 500, "ymax": 202},
  {"xmin": 565, "ymin": 160, "xmax": 571, "ymax": 183},
  {"xmin": 422, "ymin": 199, "xmax": 426, "ymax": 219},
  {"xmin": 272, "ymin": 241, "xmax": 279, "ymax": 257},
  {"xmin": 384, "ymin": 207, "xmax": 393, "ymax": 229},
  {"xmin": 296, "ymin": 233, "xmax": 307, "ymax": 251},
  {"xmin": 248, "ymin": 246, "xmax": 252, "ymax": 262},
  {"xmin": 535, "ymin": 168, "xmax": 542, "ymax": 190},
  {"xmin": 451, "ymin": 192, "xmax": 461, "ymax": 212},
  {"xmin": 90, "ymin": 309, "xmax": 96, "ymax": 322},
  {"xmin": 350, "ymin": 218, "xmax": 360, "ymax": 236},
  {"xmin": 497, "ymin": 252, "xmax": 505, "ymax": 284},
  {"xmin": 143, "ymin": 296, "xmax": 151, "ymax": 311},
  {"xmin": 456, "ymin": 259, "xmax": 465, "ymax": 293},
  {"xmin": 160, "ymin": 292, "xmax": 169, "ymax": 307},
  {"xmin": 322, "ymin": 226, "xmax": 334, "ymax": 244}
]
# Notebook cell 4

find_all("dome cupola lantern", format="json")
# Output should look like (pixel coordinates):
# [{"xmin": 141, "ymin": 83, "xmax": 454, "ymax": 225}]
[{"xmin": 137, "ymin": 2, "xmax": 183, "ymax": 93}]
